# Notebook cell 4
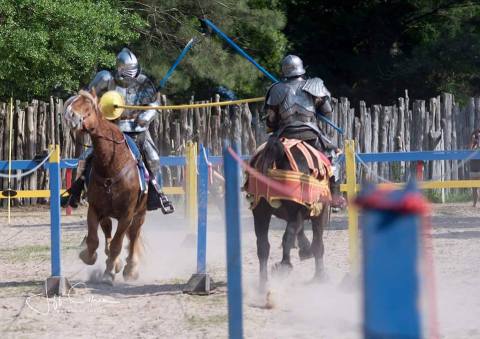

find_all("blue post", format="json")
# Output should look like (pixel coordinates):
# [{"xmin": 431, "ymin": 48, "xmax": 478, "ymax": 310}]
[
  {"xmin": 197, "ymin": 145, "xmax": 208, "ymax": 274},
  {"xmin": 223, "ymin": 143, "xmax": 243, "ymax": 339},
  {"xmin": 49, "ymin": 145, "xmax": 62, "ymax": 277},
  {"xmin": 358, "ymin": 183, "xmax": 423, "ymax": 339},
  {"xmin": 158, "ymin": 38, "xmax": 198, "ymax": 89}
]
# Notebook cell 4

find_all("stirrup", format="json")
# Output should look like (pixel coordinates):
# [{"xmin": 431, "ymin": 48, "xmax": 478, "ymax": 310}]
[{"xmin": 159, "ymin": 193, "xmax": 174, "ymax": 214}]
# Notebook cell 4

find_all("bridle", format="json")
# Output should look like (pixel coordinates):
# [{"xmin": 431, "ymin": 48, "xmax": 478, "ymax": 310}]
[{"xmin": 67, "ymin": 91, "xmax": 126, "ymax": 145}]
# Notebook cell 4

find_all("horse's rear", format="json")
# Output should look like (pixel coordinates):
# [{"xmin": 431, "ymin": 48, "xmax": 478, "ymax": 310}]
[{"xmin": 246, "ymin": 138, "xmax": 332, "ymax": 289}]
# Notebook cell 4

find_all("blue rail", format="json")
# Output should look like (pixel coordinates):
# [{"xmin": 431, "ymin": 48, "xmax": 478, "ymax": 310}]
[
  {"xmin": 356, "ymin": 150, "xmax": 480, "ymax": 163},
  {"xmin": 2, "ymin": 150, "xmax": 476, "ymax": 172}
]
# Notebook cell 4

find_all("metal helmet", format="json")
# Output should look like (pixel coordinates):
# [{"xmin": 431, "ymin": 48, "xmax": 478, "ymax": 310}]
[
  {"xmin": 281, "ymin": 55, "xmax": 305, "ymax": 78},
  {"xmin": 116, "ymin": 48, "xmax": 139, "ymax": 79}
]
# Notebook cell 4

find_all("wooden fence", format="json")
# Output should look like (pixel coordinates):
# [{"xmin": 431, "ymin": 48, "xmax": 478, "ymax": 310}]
[{"xmin": 1, "ymin": 90, "xmax": 478, "ymax": 205}]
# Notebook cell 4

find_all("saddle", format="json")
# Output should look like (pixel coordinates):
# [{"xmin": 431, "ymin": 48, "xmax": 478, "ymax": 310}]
[
  {"xmin": 85, "ymin": 134, "xmax": 148, "ymax": 194},
  {"xmin": 245, "ymin": 138, "xmax": 333, "ymax": 216}
]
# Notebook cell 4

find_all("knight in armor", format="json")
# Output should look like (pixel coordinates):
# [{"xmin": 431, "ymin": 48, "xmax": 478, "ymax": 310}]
[
  {"xmin": 264, "ymin": 54, "xmax": 342, "ymax": 205},
  {"xmin": 62, "ymin": 48, "xmax": 174, "ymax": 214}
]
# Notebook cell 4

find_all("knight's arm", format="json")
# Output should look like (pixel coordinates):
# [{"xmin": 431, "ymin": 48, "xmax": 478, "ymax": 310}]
[
  {"xmin": 134, "ymin": 80, "xmax": 159, "ymax": 127},
  {"xmin": 88, "ymin": 70, "xmax": 114, "ymax": 97},
  {"xmin": 134, "ymin": 102, "xmax": 158, "ymax": 127},
  {"xmin": 315, "ymin": 95, "xmax": 333, "ymax": 118},
  {"xmin": 264, "ymin": 83, "xmax": 281, "ymax": 132},
  {"xmin": 265, "ymin": 105, "xmax": 280, "ymax": 132},
  {"xmin": 303, "ymin": 77, "xmax": 332, "ymax": 118}
]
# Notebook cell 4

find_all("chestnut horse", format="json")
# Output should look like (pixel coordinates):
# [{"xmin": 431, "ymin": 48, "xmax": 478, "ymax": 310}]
[
  {"xmin": 64, "ymin": 89, "xmax": 147, "ymax": 283},
  {"xmin": 248, "ymin": 140, "xmax": 331, "ymax": 290}
]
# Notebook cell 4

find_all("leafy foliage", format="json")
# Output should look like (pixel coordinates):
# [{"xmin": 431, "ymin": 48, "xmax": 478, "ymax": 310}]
[
  {"xmin": 280, "ymin": 0, "xmax": 480, "ymax": 103},
  {"xmin": 2, "ymin": 0, "xmax": 480, "ymax": 103},
  {"xmin": 123, "ymin": 0, "xmax": 287, "ymax": 100},
  {"xmin": 0, "ymin": 0, "xmax": 144, "ymax": 100}
]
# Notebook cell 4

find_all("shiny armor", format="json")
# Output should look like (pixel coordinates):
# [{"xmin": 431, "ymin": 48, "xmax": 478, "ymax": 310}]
[
  {"xmin": 281, "ymin": 55, "xmax": 306, "ymax": 78},
  {"xmin": 89, "ymin": 71, "xmax": 158, "ymax": 133}
]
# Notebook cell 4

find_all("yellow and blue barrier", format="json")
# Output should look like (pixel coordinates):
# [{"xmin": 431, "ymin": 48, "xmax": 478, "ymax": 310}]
[{"xmin": 341, "ymin": 139, "xmax": 480, "ymax": 271}]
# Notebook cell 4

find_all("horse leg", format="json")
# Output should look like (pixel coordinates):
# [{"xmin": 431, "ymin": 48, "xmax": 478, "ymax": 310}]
[
  {"xmin": 103, "ymin": 216, "xmax": 131, "ymax": 284},
  {"xmin": 123, "ymin": 212, "xmax": 145, "ymax": 281},
  {"xmin": 473, "ymin": 188, "xmax": 478, "ymax": 207},
  {"xmin": 273, "ymin": 208, "xmax": 302, "ymax": 275},
  {"xmin": 253, "ymin": 200, "xmax": 272, "ymax": 291},
  {"xmin": 310, "ymin": 205, "xmax": 329, "ymax": 281},
  {"xmin": 79, "ymin": 208, "xmax": 100, "ymax": 265},
  {"xmin": 297, "ymin": 227, "xmax": 313, "ymax": 261},
  {"xmin": 99, "ymin": 217, "xmax": 112, "ymax": 256}
]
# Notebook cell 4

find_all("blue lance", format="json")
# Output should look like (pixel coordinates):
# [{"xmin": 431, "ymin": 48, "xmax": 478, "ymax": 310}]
[
  {"xmin": 158, "ymin": 37, "xmax": 199, "ymax": 89},
  {"xmin": 200, "ymin": 18, "xmax": 343, "ymax": 134}
]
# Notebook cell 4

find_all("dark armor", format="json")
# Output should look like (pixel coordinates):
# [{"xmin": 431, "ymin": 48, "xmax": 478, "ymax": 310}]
[{"xmin": 265, "ymin": 55, "xmax": 342, "ymax": 207}]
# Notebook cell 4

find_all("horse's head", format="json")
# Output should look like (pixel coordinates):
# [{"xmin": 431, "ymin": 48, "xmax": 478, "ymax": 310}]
[{"xmin": 64, "ymin": 89, "xmax": 100, "ymax": 133}]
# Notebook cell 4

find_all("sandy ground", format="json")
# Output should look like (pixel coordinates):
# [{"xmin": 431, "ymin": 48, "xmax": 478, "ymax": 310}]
[{"xmin": 0, "ymin": 201, "xmax": 479, "ymax": 338}]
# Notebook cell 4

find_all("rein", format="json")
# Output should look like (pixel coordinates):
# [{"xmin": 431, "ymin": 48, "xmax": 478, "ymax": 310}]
[
  {"xmin": 91, "ymin": 160, "xmax": 137, "ymax": 194},
  {"xmin": 91, "ymin": 130, "xmax": 126, "ymax": 144}
]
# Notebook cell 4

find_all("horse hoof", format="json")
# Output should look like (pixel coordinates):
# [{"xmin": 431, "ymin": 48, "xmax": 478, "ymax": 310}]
[
  {"xmin": 114, "ymin": 259, "xmax": 124, "ymax": 274},
  {"xmin": 123, "ymin": 265, "xmax": 139, "ymax": 281},
  {"xmin": 298, "ymin": 248, "xmax": 314, "ymax": 261},
  {"xmin": 79, "ymin": 249, "xmax": 97, "ymax": 265},
  {"xmin": 307, "ymin": 273, "xmax": 329, "ymax": 285},
  {"xmin": 271, "ymin": 262, "xmax": 293, "ymax": 277},
  {"xmin": 260, "ymin": 290, "xmax": 276, "ymax": 310},
  {"xmin": 101, "ymin": 272, "xmax": 115, "ymax": 285}
]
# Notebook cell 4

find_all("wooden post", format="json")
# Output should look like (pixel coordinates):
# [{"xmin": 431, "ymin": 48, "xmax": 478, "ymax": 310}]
[
  {"xmin": 26, "ymin": 104, "xmax": 36, "ymax": 205},
  {"xmin": 371, "ymin": 105, "xmax": 380, "ymax": 180},
  {"xmin": 379, "ymin": 106, "xmax": 390, "ymax": 180},
  {"xmin": 65, "ymin": 168, "xmax": 72, "ymax": 216},
  {"xmin": 15, "ymin": 100, "xmax": 25, "ymax": 206}
]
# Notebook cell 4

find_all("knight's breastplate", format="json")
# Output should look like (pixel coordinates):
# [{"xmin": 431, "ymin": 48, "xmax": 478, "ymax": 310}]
[
  {"xmin": 114, "ymin": 84, "xmax": 140, "ymax": 107},
  {"xmin": 267, "ymin": 80, "xmax": 316, "ymax": 126},
  {"xmin": 114, "ymin": 83, "xmax": 143, "ymax": 132}
]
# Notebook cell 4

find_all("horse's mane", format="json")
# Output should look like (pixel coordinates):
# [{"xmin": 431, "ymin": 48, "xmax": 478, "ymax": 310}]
[{"xmin": 78, "ymin": 90, "xmax": 99, "ymax": 112}]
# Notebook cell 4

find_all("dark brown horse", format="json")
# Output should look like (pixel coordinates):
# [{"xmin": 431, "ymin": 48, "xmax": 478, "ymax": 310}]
[
  {"xmin": 64, "ymin": 89, "xmax": 147, "ymax": 283},
  {"xmin": 248, "ymin": 140, "xmax": 331, "ymax": 290}
]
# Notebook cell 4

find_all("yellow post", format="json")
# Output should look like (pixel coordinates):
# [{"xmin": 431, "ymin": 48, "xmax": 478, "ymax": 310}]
[
  {"xmin": 185, "ymin": 141, "xmax": 198, "ymax": 229},
  {"xmin": 7, "ymin": 98, "xmax": 14, "ymax": 224},
  {"xmin": 345, "ymin": 139, "xmax": 359, "ymax": 273}
]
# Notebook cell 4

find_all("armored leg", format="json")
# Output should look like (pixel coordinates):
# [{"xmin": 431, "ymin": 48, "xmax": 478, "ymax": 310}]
[
  {"xmin": 306, "ymin": 138, "xmax": 345, "ymax": 209},
  {"xmin": 141, "ymin": 132, "xmax": 174, "ymax": 214},
  {"xmin": 61, "ymin": 149, "xmax": 93, "ymax": 208}
]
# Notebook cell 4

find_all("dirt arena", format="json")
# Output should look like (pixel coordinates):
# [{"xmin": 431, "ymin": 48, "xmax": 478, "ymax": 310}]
[{"xmin": 0, "ymin": 202, "xmax": 479, "ymax": 338}]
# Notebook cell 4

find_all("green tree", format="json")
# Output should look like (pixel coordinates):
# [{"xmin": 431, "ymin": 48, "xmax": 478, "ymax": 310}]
[
  {"xmin": 279, "ymin": 0, "xmax": 480, "ymax": 103},
  {"xmin": 0, "ymin": 0, "xmax": 144, "ymax": 100},
  {"xmin": 123, "ymin": 0, "xmax": 288, "ymax": 100}
]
